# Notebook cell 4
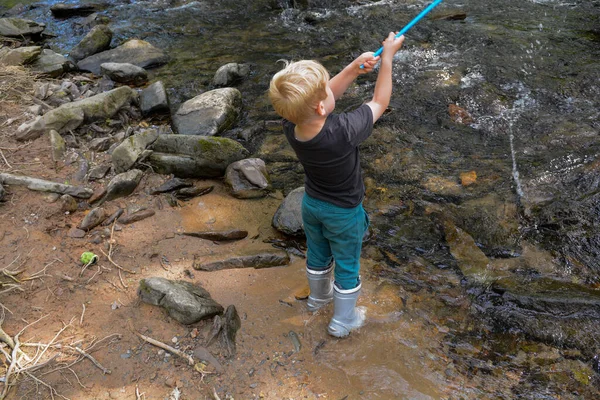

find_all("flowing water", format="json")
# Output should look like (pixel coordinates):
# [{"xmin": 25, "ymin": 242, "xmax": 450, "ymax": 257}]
[{"xmin": 5, "ymin": 0, "xmax": 600, "ymax": 397}]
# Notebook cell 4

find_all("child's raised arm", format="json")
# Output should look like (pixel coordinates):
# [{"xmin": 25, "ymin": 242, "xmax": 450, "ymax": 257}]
[
  {"xmin": 329, "ymin": 52, "xmax": 379, "ymax": 100},
  {"xmin": 366, "ymin": 32, "xmax": 404, "ymax": 123}
]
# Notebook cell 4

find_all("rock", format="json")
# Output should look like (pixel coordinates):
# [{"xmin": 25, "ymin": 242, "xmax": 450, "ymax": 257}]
[
  {"xmin": 43, "ymin": 86, "xmax": 136, "ymax": 134},
  {"xmin": 50, "ymin": 3, "xmax": 107, "ymax": 18},
  {"xmin": 172, "ymin": 88, "xmax": 242, "ymax": 136},
  {"xmin": 49, "ymin": 130, "xmax": 66, "ymax": 161},
  {"xmin": 140, "ymin": 81, "xmax": 169, "ymax": 116},
  {"xmin": 111, "ymin": 128, "xmax": 159, "ymax": 173},
  {"xmin": 69, "ymin": 24, "xmax": 112, "ymax": 62},
  {"xmin": 460, "ymin": 170, "xmax": 477, "ymax": 186},
  {"xmin": 79, "ymin": 207, "xmax": 106, "ymax": 230},
  {"xmin": 100, "ymin": 62, "xmax": 148, "ymax": 85},
  {"xmin": 0, "ymin": 18, "xmax": 45, "ymax": 38},
  {"xmin": 212, "ymin": 63, "xmax": 250, "ymax": 87},
  {"xmin": 31, "ymin": 49, "xmax": 73, "ymax": 78},
  {"xmin": 0, "ymin": 173, "xmax": 93, "ymax": 198},
  {"xmin": 117, "ymin": 209, "xmax": 155, "ymax": 224},
  {"xmin": 149, "ymin": 177, "xmax": 193, "ymax": 194},
  {"xmin": 224, "ymin": 158, "xmax": 270, "ymax": 199},
  {"xmin": 5, "ymin": 4, "xmax": 28, "ymax": 16},
  {"xmin": 68, "ymin": 227, "xmax": 86, "ymax": 238},
  {"xmin": 448, "ymin": 104, "xmax": 474, "ymax": 125},
  {"xmin": 59, "ymin": 194, "xmax": 78, "ymax": 213},
  {"xmin": 0, "ymin": 184, "xmax": 5, "ymax": 202},
  {"xmin": 16, "ymin": 116, "xmax": 45, "ymax": 142},
  {"xmin": 138, "ymin": 277, "xmax": 224, "ymax": 325},
  {"xmin": 174, "ymin": 185, "xmax": 213, "ymax": 200},
  {"xmin": 207, "ymin": 305, "xmax": 241, "ymax": 358},
  {"xmin": 272, "ymin": 187, "xmax": 305, "ymax": 236},
  {"xmin": 147, "ymin": 134, "xmax": 249, "ymax": 178},
  {"xmin": 192, "ymin": 250, "xmax": 290, "ymax": 271},
  {"xmin": 28, "ymin": 105, "xmax": 43, "ymax": 116},
  {"xmin": 77, "ymin": 39, "xmax": 169, "ymax": 75},
  {"xmin": 0, "ymin": 46, "xmax": 41, "ymax": 66},
  {"xmin": 88, "ymin": 164, "xmax": 111, "ymax": 181},
  {"xmin": 102, "ymin": 208, "xmax": 123, "ymax": 226},
  {"xmin": 183, "ymin": 229, "xmax": 248, "ymax": 241},
  {"xmin": 97, "ymin": 169, "xmax": 143, "ymax": 205},
  {"xmin": 89, "ymin": 136, "xmax": 113, "ymax": 152},
  {"xmin": 88, "ymin": 186, "xmax": 107, "ymax": 204}
]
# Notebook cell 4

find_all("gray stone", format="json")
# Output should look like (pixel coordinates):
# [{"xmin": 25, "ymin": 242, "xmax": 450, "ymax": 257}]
[
  {"xmin": 111, "ymin": 128, "xmax": 159, "ymax": 173},
  {"xmin": 97, "ymin": 169, "xmax": 143, "ymax": 205},
  {"xmin": 31, "ymin": 49, "xmax": 73, "ymax": 78},
  {"xmin": 272, "ymin": 187, "xmax": 305, "ymax": 236},
  {"xmin": 69, "ymin": 24, "xmax": 112, "ymax": 62},
  {"xmin": 138, "ymin": 277, "xmax": 224, "ymax": 325},
  {"xmin": 212, "ymin": 63, "xmax": 250, "ymax": 87},
  {"xmin": 78, "ymin": 207, "xmax": 106, "ymax": 230},
  {"xmin": 68, "ymin": 228, "xmax": 86, "ymax": 238},
  {"xmin": 44, "ymin": 107, "xmax": 85, "ymax": 135},
  {"xmin": 183, "ymin": 229, "xmax": 248, "ymax": 241},
  {"xmin": 89, "ymin": 136, "xmax": 113, "ymax": 152},
  {"xmin": 224, "ymin": 158, "xmax": 270, "ymax": 199},
  {"xmin": 59, "ymin": 194, "xmax": 78, "ymax": 213},
  {"xmin": 140, "ymin": 81, "xmax": 169, "ymax": 116},
  {"xmin": 77, "ymin": 39, "xmax": 169, "ymax": 75},
  {"xmin": 193, "ymin": 250, "xmax": 290, "ymax": 271},
  {"xmin": 49, "ymin": 130, "xmax": 66, "ymax": 161},
  {"xmin": 100, "ymin": 62, "xmax": 148, "ymax": 85},
  {"xmin": 0, "ymin": 173, "xmax": 93, "ymax": 198},
  {"xmin": 147, "ymin": 134, "xmax": 249, "ymax": 178},
  {"xmin": 172, "ymin": 88, "xmax": 242, "ymax": 136},
  {"xmin": 0, "ymin": 184, "xmax": 5, "ymax": 202},
  {"xmin": 16, "ymin": 116, "xmax": 45, "ymax": 142},
  {"xmin": 0, "ymin": 46, "xmax": 41, "ymax": 66},
  {"xmin": 88, "ymin": 164, "xmax": 111, "ymax": 181},
  {"xmin": 28, "ymin": 105, "xmax": 43, "ymax": 116},
  {"xmin": 0, "ymin": 18, "xmax": 44, "ymax": 38},
  {"xmin": 117, "ymin": 209, "xmax": 155, "ymax": 224}
]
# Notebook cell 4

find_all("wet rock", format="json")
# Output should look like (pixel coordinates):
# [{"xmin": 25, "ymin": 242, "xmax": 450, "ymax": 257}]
[
  {"xmin": 212, "ymin": 63, "xmax": 250, "ymax": 87},
  {"xmin": 69, "ymin": 24, "xmax": 112, "ymax": 62},
  {"xmin": 149, "ymin": 177, "xmax": 193, "ymax": 194},
  {"xmin": 0, "ymin": 46, "xmax": 41, "ymax": 66},
  {"xmin": 224, "ymin": 158, "xmax": 271, "ymax": 199},
  {"xmin": 183, "ymin": 229, "xmax": 248, "ymax": 241},
  {"xmin": 140, "ymin": 81, "xmax": 169, "ymax": 116},
  {"xmin": 138, "ymin": 277, "xmax": 224, "ymax": 325},
  {"xmin": 174, "ymin": 185, "xmax": 213, "ymax": 200},
  {"xmin": 0, "ymin": 18, "xmax": 45, "ymax": 38},
  {"xmin": 111, "ymin": 128, "xmax": 159, "ymax": 173},
  {"xmin": 5, "ymin": 4, "xmax": 28, "ymax": 16},
  {"xmin": 79, "ymin": 207, "xmax": 106, "ymax": 230},
  {"xmin": 49, "ymin": 130, "xmax": 66, "ymax": 161},
  {"xmin": 192, "ymin": 250, "xmax": 290, "ymax": 271},
  {"xmin": 431, "ymin": 11, "xmax": 468, "ymax": 21},
  {"xmin": 423, "ymin": 175, "xmax": 463, "ymax": 197},
  {"xmin": 88, "ymin": 165, "xmax": 111, "ymax": 182},
  {"xmin": 77, "ymin": 39, "xmax": 169, "ymax": 75},
  {"xmin": 148, "ymin": 134, "xmax": 249, "ymax": 178},
  {"xmin": 97, "ymin": 169, "xmax": 143, "ymax": 205},
  {"xmin": 31, "ymin": 49, "xmax": 73, "ymax": 78},
  {"xmin": 50, "ymin": 3, "xmax": 107, "ymax": 18},
  {"xmin": 118, "ymin": 209, "xmax": 155, "ymax": 224},
  {"xmin": 59, "ymin": 194, "xmax": 78, "ymax": 213},
  {"xmin": 100, "ymin": 62, "xmax": 148, "ymax": 86},
  {"xmin": 172, "ymin": 88, "xmax": 242, "ymax": 136},
  {"xmin": 272, "ymin": 186, "xmax": 304, "ymax": 236}
]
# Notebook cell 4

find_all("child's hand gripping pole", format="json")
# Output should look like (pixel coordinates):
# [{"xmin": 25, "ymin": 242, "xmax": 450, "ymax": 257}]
[{"xmin": 360, "ymin": 0, "xmax": 444, "ymax": 68}]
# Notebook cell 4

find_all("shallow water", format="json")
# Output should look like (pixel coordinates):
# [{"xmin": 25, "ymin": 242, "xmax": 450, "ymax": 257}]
[{"xmin": 6, "ymin": 0, "xmax": 600, "ymax": 397}]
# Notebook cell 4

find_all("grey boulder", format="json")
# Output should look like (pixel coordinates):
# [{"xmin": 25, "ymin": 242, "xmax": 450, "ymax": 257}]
[
  {"xmin": 77, "ymin": 39, "xmax": 169, "ymax": 75},
  {"xmin": 272, "ymin": 186, "xmax": 305, "ymax": 236}
]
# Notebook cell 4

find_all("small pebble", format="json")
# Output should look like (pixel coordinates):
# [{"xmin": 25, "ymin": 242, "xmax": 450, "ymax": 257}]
[{"xmin": 171, "ymin": 336, "xmax": 178, "ymax": 344}]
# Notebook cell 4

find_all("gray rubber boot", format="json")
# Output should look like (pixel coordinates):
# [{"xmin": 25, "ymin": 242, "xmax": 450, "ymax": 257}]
[
  {"xmin": 327, "ymin": 282, "xmax": 366, "ymax": 338},
  {"xmin": 306, "ymin": 264, "xmax": 334, "ymax": 312}
]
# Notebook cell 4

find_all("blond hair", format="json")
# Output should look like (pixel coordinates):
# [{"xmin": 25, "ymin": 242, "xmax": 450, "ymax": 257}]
[{"xmin": 268, "ymin": 60, "xmax": 329, "ymax": 124}]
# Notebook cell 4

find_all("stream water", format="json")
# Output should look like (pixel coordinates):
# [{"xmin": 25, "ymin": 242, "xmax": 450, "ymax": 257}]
[{"xmin": 5, "ymin": 0, "xmax": 600, "ymax": 397}]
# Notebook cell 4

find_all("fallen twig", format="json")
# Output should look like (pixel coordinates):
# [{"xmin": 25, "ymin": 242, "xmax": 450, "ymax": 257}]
[
  {"xmin": 99, "ymin": 249, "xmax": 136, "ymax": 274},
  {"xmin": 70, "ymin": 346, "xmax": 111, "ymax": 375},
  {"xmin": 135, "ymin": 332, "xmax": 194, "ymax": 366},
  {"xmin": 79, "ymin": 304, "xmax": 86, "ymax": 326}
]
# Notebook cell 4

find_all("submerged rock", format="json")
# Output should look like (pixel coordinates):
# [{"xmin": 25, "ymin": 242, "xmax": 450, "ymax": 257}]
[
  {"xmin": 172, "ymin": 88, "xmax": 242, "ymax": 136},
  {"xmin": 212, "ymin": 63, "xmax": 250, "ymax": 87},
  {"xmin": 138, "ymin": 277, "xmax": 224, "ymax": 325},
  {"xmin": 50, "ymin": 3, "xmax": 107, "ymax": 18}
]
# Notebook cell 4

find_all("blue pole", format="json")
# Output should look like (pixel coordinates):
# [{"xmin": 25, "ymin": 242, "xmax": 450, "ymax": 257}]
[{"xmin": 360, "ymin": 0, "xmax": 444, "ymax": 68}]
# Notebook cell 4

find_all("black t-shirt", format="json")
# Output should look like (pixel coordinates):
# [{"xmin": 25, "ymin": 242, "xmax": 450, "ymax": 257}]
[{"xmin": 283, "ymin": 104, "xmax": 374, "ymax": 208}]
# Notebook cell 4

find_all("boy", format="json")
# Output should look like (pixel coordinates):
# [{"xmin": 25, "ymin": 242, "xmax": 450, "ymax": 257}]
[{"xmin": 268, "ymin": 32, "xmax": 405, "ymax": 337}]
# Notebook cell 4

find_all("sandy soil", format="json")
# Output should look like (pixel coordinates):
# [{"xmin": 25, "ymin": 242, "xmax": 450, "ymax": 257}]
[{"xmin": 0, "ymin": 87, "xmax": 456, "ymax": 400}]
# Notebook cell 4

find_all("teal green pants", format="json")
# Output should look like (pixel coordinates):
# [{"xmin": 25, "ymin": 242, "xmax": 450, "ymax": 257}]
[{"xmin": 302, "ymin": 193, "xmax": 369, "ymax": 290}]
